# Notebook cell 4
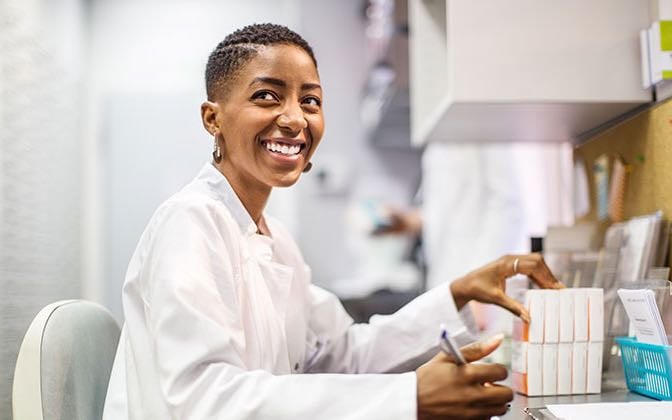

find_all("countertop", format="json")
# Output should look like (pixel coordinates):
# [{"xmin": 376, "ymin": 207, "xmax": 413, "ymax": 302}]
[{"xmin": 502, "ymin": 383, "xmax": 657, "ymax": 419}]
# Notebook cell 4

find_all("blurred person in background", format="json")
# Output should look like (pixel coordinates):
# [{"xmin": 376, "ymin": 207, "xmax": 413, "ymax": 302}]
[
  {"xmin": 103, "ymin": 23, "xmax": 562, "ymax": 420},
  {"xmin": 375, "ymin": 142, "xmax": 541, "ymax": 335}
]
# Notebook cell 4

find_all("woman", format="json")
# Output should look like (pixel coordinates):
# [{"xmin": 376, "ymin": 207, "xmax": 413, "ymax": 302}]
[{"xmin": 103, "ymin": 23, "xmax": 562, "ymax": 420}]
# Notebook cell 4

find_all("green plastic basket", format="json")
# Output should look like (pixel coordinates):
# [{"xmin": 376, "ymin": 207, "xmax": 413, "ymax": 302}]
[{"xmin": 616, "ymin": 336, "xmax": 672, "ymax": 400}]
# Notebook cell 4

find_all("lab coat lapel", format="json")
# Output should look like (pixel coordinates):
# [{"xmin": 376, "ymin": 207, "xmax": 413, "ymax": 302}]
[
  {"xmin": 245, "ymin": 234, "xmax": 294, "ymax": 373},
  {"xmin": 270, "ymin": 235, "xmax": 310, "ymax": 374},
  {"xmin": 255, "ymin": 258, "xmax": 294, "ymax": 326}
]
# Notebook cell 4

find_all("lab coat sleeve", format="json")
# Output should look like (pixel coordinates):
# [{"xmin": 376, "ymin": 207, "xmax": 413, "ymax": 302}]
[
  {"xmin": 141, "ymin": 201, "xmax": 418, "ymax": 420},
  {"xmin": 304, "ymin": 284, "xmax": 476, "ymax": 374}
]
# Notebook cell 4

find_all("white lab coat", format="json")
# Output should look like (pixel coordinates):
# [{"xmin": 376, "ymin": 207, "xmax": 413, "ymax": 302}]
[
  {"xmin": 422, "ymin": 142, "xmax": 573, "ymax": 290},
  {"xmin": 422, "ymin": 143, "xmax": 526, "ymax": 291},
  {"xmin": 103, "ymin": 162, "xmax": 474, "ymax": 420}
]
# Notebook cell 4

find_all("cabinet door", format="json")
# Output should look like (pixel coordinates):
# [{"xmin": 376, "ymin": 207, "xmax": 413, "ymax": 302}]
[{"xmin": 410, "ymin": 0, "xmax": 651, "ymax": 144}]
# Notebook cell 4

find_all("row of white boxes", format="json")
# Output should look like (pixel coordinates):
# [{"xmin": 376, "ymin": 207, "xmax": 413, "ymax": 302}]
[{"xmin": 511, "ymin": 288, "xmax": 604, "ymax": 396}]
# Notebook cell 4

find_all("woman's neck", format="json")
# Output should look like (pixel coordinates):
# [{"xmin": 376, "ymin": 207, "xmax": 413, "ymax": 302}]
[{"xmin": 215, "ymin": 162, "xmax": 271, "ymax": 229}]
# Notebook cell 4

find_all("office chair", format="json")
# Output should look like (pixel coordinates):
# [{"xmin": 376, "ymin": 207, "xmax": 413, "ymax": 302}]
[{"xmin": 12, "ymin": 300, "xmax": 121, "ymax": 420}]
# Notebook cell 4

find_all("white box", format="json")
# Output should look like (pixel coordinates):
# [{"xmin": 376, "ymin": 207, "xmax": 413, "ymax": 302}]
[
  {"xmin": 512, "ymin": 341, "xmax": 543, "ymax": 396},
  {"xmin": 527, "ymin": 343, "xmax": 543, "ymax": 396},
  {"xmin": 512, "ymin": 288, "xmax": 603, "ymax": 397},
  {"xmin": 511, "ymin": 340, "xmax": 527, "ymax": 374},
  {"xmin": 557, "ymin": 343, "xmax": 573, "ymax": 395},
  {"xmin": 512, "ymin": 340, "xmax": 526, "ymax": 395},
  {"xmin": 587, "ymin": 288, "xmax": 604, "ymax": 342},
  {"xmin": 573, "ymin": 289, "xmax": 589, "ymax": 342},
  {"xmin": 571, "ymin": 342, "xmax": 588, "ymax": 394},
  {"xmin": 649, "ymin": 22, "xmax": 672, "ymax": 84},
  {"xmin": 527, "ymin": 290, "xmax": 545, "ymax": 343},
  {"xmin": 641, "ymin": 28, "xmax": 652, "ymax": 88},
  {"xmin": 559, "ymin": 289, "xmax": 575, "ymax": 342},
  {"xmin": 587, "ymin": 342, "xmax": 603, "ymax": 394},
  {"xmin": 544, "ymin": 291, "xmax": 560, "ymax": 343},
  {"xmin": 542, "ymin": 344, "xmax": 558, "ymax": 396},
  {"xmin": 512, "ymin": 315, "xmax": 526, "ymax": 342}
]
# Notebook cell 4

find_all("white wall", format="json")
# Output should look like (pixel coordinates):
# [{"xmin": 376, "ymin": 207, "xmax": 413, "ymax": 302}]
[{"xmin": 0, "ymin": 0, "xmax": 86, "ymax": 417}]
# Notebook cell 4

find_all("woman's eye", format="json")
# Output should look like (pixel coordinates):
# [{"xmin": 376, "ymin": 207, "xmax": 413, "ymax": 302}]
[
  {"xmin": 253, "ymin": 91, "xmax": 277, "ymax": 101},
  {"xmin": 303, "ymin": 97, "xmax": 321, "ymax": 107}
]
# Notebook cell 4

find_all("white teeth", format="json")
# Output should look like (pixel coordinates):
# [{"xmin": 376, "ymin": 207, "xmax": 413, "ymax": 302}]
[{"xmin": 264, "ymin": 141, "xmax": 302, "ymax": 156}]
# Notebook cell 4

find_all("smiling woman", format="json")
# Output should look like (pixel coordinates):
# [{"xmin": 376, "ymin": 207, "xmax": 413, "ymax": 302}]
[
  {"xmin": 102, "ymin": 23, "xmax": 561, "ymax": 420},
  {"xmin": 202, "ymin": 42, "xmax": 324, "ymax": 218}
]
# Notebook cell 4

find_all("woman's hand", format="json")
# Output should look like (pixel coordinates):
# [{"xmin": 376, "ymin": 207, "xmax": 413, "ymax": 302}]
[
  {"xmin": 371, "ymin": 207, "xmax": 422, "ymax": 236},
  {"xmin": 450, "ymin": 253, "xmax": 563, "ymax": 322},
  {"xmin": 416, "ymin": 335, "xmax": 513, "ymax": 420}
]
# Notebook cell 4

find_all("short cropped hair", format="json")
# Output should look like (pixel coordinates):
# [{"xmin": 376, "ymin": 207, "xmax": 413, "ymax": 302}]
[{"xmin": 205, "ymin": 23, "xmax": 317, "ymax": 100}]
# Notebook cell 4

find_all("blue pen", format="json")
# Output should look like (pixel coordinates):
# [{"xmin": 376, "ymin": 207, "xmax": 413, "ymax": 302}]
[{"xmin": 439, "ymin": 323, "xmax": 467, "ymax": 365}]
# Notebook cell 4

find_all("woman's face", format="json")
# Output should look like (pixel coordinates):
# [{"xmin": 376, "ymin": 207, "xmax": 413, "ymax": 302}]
[{"xmin": 211, "ymin": 44, "xmax": 324, "ymax": 190}]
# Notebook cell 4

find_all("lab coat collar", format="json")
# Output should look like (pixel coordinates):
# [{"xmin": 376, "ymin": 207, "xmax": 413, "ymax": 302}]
[{"xmin": 196, "ymin": 162, "xmax": 258, "ymax": 236}]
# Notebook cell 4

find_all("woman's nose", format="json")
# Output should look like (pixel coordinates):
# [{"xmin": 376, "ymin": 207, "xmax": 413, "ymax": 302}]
[{"xmin": 276, "ymin": 105, "xmax": 308, "ymax": 133}]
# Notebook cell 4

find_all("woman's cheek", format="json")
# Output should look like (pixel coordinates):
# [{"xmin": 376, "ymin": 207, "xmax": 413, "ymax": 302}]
[{"xmin": 309, "ymin": 122, "xmax": 325, "ymax": 147}]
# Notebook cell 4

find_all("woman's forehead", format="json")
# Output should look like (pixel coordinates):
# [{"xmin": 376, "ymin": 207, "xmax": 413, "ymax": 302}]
[{"xmin": 238, "ymin": 44, "xmax": 320, "ymax": 85}]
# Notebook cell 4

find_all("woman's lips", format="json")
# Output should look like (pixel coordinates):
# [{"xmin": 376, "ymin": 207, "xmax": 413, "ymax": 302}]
[
  {"xmin": 260, "ymin": 139, "xmax": 306, "ymax": 165},
  {"xmin": 261, "ymin": 138, "xmax": 308, "ymax": 157}
]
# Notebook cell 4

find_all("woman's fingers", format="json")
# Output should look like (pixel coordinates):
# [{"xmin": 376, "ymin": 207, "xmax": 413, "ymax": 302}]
[
  {"xmin": 509, "ymin": 253, "xmax": 564, "ymax": 289},
  {"xmin": 416, "ymin": 356, "xmax": 514, "ymax": 419},
  {"xmin": 495, "ymin": 292, "xmax": 531, "ymax": 323},
  {"xmin": 463, "ymin": 362, "xmax": 509, "ymax": 384},
  {"xmin": 489, "ymin": 253, "xmax": 560, "ymax": 322},
  {"xmin": 432, "ymin": 333, "xmax": 504, "ymax": 364},
  {"xmin": 459, "ymin": 334, "xmax": 504, "ymax": 362},
  {"xmin": 471, "ymin": 383, "xmax": 514, "ymax": 405}
]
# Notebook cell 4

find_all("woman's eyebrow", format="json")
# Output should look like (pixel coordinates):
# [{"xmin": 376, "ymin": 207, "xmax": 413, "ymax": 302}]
[
  {"xmin": 249, "ymin": 77, "xmax": 321, "ymax": 91},
  {"xmin": 301, "ymin": 82, "xmax": 322, "ymax": 91},
  {"xmin": 250, "ymin": 77, "xmax": 285, "ymax": 87}
]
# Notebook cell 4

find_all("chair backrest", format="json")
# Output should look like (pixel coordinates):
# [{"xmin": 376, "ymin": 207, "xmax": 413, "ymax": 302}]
[{"xmin": 13, "ymin": 300, "xmax": 121, "ymax": 420}]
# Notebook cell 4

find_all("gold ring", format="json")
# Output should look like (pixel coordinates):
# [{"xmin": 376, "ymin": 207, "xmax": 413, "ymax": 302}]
[{"xmin": 513, "ymin": 258, "xmax": 520, "ymax": 274}]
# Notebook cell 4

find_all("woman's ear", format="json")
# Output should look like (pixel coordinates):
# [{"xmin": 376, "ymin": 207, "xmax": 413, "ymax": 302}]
[{"xmin": 200, "ymin": 101, "xmax": 220, "ymax": 135}]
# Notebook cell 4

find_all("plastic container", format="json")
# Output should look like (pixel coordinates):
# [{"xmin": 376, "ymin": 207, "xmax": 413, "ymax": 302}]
[{"xmin": 616, "ymin": 336, "xmax": 672, "ymax": 400}]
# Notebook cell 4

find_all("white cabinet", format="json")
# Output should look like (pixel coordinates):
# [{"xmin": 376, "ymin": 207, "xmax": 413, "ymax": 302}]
[{"xmin": 409, "ymin": 0, "xmax": 651, "ymax": 145}]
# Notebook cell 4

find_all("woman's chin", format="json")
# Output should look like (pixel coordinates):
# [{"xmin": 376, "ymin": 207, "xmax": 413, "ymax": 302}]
[{"xmin": 270, "ymin": 172, "xmax": 302, "ymax": 188}]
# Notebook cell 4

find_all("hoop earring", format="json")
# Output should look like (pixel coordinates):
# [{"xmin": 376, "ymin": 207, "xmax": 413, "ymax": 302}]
[
  {"xmin": 212, "ymin": 133, "xmax": 222, "ymax": 163},
  {"xmin": 302, "ymin": 162, "xmax": 313, "ymax": 173}
]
